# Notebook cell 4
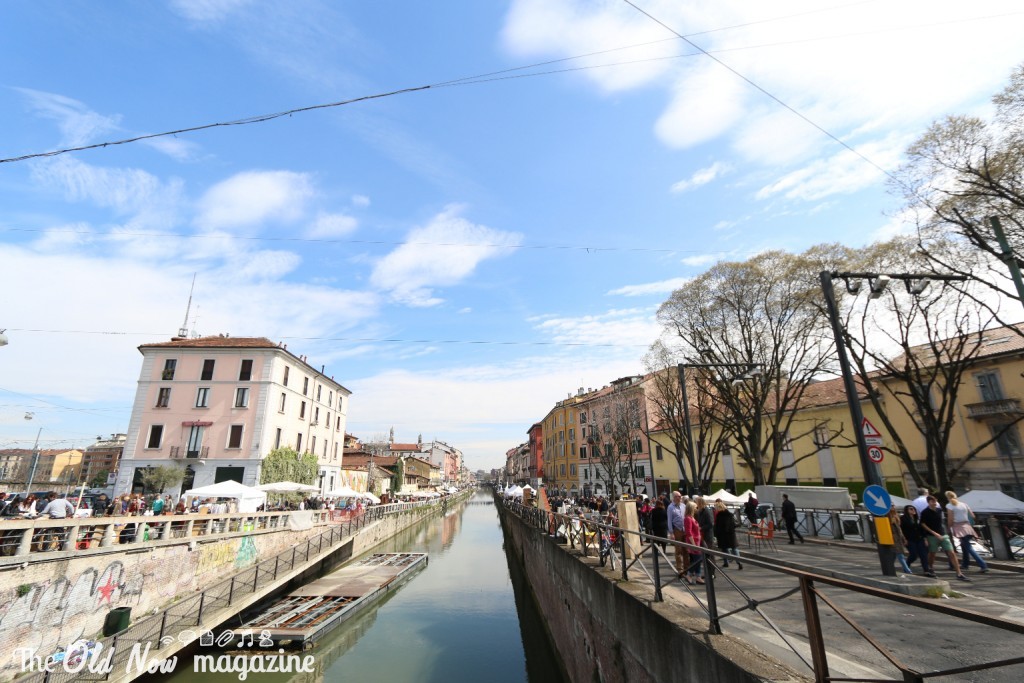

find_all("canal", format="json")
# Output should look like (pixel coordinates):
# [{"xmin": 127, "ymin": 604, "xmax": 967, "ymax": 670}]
[{"xmin": 156, "ymin": 489, "xmax": 565, "ymax": 682}]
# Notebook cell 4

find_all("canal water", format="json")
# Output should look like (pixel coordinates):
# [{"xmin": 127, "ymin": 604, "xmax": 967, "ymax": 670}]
[{"xmin": 155, "ymin": 489, "xmax": 565, "ymax": 682}]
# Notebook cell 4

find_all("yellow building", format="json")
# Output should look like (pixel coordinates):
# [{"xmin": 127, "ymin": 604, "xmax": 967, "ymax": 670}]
[
  {"xmin": 541, "ymin": 390, "xmax": 590, "ymax": 497},
  {"xmin": 877, "ymin": 325, "xmax": 1024, "ymax": 498}
]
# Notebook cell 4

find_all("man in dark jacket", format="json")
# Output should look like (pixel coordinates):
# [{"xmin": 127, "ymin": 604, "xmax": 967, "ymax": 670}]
[{"xmin": 781, "ymin": 494, "xmax": 804, "ymax": 544}]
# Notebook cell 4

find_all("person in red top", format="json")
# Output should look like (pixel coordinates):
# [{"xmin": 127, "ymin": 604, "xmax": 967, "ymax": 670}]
[{"xmin": 683, "ymin": 501, "xmax": 705, "ymax": 585}]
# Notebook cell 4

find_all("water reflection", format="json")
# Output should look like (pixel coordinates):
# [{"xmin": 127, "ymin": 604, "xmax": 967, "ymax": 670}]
[{"xmin": 154, "ymin": 490, "xmax": 564, "ymax": 683}]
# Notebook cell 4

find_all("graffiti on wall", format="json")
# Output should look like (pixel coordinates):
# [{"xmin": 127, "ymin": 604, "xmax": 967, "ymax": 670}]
[
  {"xmin": 0, "ymin": 561, "xmax": 142, "ymax": 676},
  {"xmin": 235, "ymin": 536, "xmax": 257, "ymax": 569}
]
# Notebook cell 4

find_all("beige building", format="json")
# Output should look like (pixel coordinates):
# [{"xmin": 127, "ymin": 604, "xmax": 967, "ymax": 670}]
[{"xmin": 115, "ymin": 336, "xmax": 351, "ymax": 497}]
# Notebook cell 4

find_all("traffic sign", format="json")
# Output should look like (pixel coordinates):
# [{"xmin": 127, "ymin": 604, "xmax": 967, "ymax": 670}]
[
  {"xmin": 862, "ymin": 417, "xmax": 884, "ymax": 446},
  {"xmin": 862, "ymin": 484, "xmax": 892, "ymax": 517},
  {"xmin": 867, "ymin": 446, "xmax": 884, "ymax": 464}
]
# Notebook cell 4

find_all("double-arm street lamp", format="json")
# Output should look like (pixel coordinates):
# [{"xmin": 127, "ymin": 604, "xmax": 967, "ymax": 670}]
[
  {"xmin": 820, "ymin": 270, "xmax": 967, "ymax": 575},
  {"xmin": 676, "ymin": 362, "xmax": 762, "ymax": 495}
]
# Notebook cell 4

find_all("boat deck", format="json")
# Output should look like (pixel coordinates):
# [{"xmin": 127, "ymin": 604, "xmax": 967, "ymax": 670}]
[{"xmin": 241, "ymin": 552, "xmax": 427, "ymax": 645}]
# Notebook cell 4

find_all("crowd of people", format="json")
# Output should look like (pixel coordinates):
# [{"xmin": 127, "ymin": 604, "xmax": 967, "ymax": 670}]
[{"xmin": 536, "ymin": 484, "xmax": 1000, "ymax": 582}]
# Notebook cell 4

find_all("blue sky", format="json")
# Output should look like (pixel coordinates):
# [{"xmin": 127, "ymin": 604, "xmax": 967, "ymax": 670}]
[{"xmin": 1, "ymin": 1, "xmax": 1022, "ymax": 471}]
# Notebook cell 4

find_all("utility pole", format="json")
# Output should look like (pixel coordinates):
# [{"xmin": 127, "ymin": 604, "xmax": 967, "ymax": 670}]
[{"xmin": 23, "ymin": 427, "xmax": 42, "ymax": 496}]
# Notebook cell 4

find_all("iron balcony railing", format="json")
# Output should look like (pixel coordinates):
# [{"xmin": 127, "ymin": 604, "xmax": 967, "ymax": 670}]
[{"xmin": 965, "ymin": 398, "xmax": 1023, "ymax": 420}]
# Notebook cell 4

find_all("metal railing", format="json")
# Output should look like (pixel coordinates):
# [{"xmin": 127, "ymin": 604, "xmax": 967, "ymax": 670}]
[
  {"xmin": 503, "ymin": 499, "xmax": 1024, "ymax": 683},
  {"xmin": 12, "ymin": 496, "xmax": 451, "ymax": 682}
]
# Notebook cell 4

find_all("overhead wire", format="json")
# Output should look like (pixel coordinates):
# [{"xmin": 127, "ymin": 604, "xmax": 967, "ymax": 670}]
[{"xmin": 0, "ymin": 5, "xmax": 1016, "ymax": 165}]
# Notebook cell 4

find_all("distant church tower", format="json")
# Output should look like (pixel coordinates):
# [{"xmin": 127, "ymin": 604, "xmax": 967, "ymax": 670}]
[{"xmin": 389, "ymin": 427, "xmax": 394, "ymax": 444}]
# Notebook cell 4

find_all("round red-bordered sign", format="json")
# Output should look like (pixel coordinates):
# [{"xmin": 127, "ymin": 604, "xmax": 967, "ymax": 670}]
[{"xmin": 867, "ymin": 446, "xmax": 884, "ymax": 463}]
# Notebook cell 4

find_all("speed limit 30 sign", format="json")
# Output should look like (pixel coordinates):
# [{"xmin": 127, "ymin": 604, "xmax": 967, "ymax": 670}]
[{"xmin": 867, "ymin": 446, "xmax": 884, "ymax": 463}]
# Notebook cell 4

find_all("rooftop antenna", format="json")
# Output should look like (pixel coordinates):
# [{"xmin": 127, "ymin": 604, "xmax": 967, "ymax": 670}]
[{"xmin": 178, "ymin": 273, "xmax": 196, "ymax": 338}]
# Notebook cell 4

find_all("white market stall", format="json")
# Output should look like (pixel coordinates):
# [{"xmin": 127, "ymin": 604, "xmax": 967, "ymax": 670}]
[
  {"xmin": 183, "ymin": 480, "xmax": 267, "ymax": 513},
  {"xmin": 960, "ymin": 490, "xmax": 1024, "ymax": 514}
]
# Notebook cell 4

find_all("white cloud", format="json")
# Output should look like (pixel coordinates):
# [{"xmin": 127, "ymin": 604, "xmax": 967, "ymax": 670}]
[
  {"xmin": 30, "ymin": 156, "xmax": 183, "ymax": 219},
  {"xmin": 195, "ymin": 170, "xmax": 314, "ymax": 231},
  {"xmin": 307, "ymin": 212, "xmax": 358, "ymax": 238},
  {"xmin": 370, "ymin": 205, "xmax": 523, "ymax": 307},
  {"xmin": 533, "ymin": 307, "xmax": 659, "ymax": 349},
  {"xmin": 680, "ymin": 253, "xmax": 719, "ymax": 267},
  {"xmin": 670, "ymin": 161, "xmax": 730, "ymax": 193},
  {"xmin": 608, "ymin": 277, "xmax": 691, "ymax": 297},
  {"xmin": 351, "ymin": 194, "xmax": 370, "ymax": 207},
  {"xmin": 169, "ymin": 0, "xmax": 253, "ymax": 23},
  {"xmin": 16, "ymin": 88, "xmax": 121, "ymax": 147}
]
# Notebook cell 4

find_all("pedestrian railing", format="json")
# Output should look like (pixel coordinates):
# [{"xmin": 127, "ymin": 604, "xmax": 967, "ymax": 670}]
[
  {"xmin": 504, "ymin": 499, "xmax": 1024, "ymax": 683},
  {"xmin": 12, "ymin": 497, "xmax": 448, "ymax": 683}
]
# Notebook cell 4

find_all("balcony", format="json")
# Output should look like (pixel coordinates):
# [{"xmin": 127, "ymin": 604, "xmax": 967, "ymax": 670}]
[
  {"xmin": 965, "ymin": 398, "xmax": 1024, "ymax": 421},
  {"xmin": 170, "ymin": 446, "xmax": 208, "ymax": 459}
]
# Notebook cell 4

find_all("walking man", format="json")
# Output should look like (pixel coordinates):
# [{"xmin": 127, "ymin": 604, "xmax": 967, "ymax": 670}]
[
  {"xmin": 667, "ymin": 491, "xmax": 689, "ymax": 576},
  {"xmin": 781, "ymin": 494, "xmax": 804, "ymax": 544}
]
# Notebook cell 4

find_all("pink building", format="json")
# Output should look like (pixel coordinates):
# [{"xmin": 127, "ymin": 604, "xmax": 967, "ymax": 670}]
[{"xmin": 115, "ymin": 336, "xmax": 351, "ymax": 498}]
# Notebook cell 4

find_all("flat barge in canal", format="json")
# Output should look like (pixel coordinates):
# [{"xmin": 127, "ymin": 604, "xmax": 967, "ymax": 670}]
[{"xmin": 240, "ymin": 552, "xmax": 428, "ymax": 647}]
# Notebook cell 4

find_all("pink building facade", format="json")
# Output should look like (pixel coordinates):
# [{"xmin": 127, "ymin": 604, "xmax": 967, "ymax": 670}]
[{"xmin": 115, "ymin": 336, "xmax": 351, "ymax": 498}]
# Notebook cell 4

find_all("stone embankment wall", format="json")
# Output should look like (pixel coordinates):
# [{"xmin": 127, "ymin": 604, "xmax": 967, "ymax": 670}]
[
  {"xmin": 498, "ymin": 503, "xmax": 804, "ymax": 683},
  {"xmin": 0, "ymin": 519, "xmax": 325, "ymax": 678}
]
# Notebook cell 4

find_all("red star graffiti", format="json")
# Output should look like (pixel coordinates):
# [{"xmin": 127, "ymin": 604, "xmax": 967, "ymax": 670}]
[{"xmin": 97, "ymin": 573, "xmax": 118, "ymax": 604}]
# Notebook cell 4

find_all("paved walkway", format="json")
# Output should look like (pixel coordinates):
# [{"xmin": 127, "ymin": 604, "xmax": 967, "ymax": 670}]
[{"xmin": 622, "ymin": 533, "xmax": 1024, "ymax": 682}]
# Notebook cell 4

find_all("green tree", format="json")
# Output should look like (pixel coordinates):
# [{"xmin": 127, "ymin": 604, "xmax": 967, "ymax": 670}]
[
  {"xmin": 392, "ymin": 457, "xmax": 405, "ymax": 493},
  {"xmin": 259, "ymin": 447, "xmax": 319, "ymax": 485},
  {"xmin": 140, "ymin": 465, "xmax": 185, "ymax": 494},
  {"xmin": 89, "ymin": 469, "xmax": 110, "ymax": 488}
]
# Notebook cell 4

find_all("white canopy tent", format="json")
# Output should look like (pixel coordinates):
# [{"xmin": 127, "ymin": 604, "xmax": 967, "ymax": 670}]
[
  {"xmin": 326, "ymin": 485, "xmax": 361, "ymax": 499},
  {"xmin": 704, "ymin": 489, "xmax": 743, "ymax": 504},
  {"xmin": 960, "ymin": 490, "xmax": 1024, "ymax": 514},
  {"xmin": 256, "ymin": 481, "xmax": 320, "ymax": 493},
  {"xmin": 360, "ymin": 492, "xmax": 381, "ymax": 504},
  {"xmin": 505, "ymin": 485, "xmax": 524, "ymax": 498},
  {"xmin": 183, "ymin": 480, "xmax": 267, "ymax": 513}
]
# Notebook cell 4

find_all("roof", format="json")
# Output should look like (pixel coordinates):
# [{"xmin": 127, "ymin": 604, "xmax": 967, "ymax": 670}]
[
  {"xmin": 140, "ymin": 336, "xmax": 280, "ymax": 349},
  {"xmin": 891, "ymin": 322, "xmax": 1024, "ymax": 369}
]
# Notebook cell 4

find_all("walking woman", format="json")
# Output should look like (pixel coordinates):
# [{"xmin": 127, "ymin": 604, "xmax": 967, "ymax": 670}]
[
  {"xmin": 683, "ymin": 501, "xmax": 705, "ymax": 584},
  {"xmin": 900, "ymin": 505, "xmax": 933, "ymax": 577},
  {"xmin": 945, "ymin": 491, "xmax": 988, "ymax": 573},
  {"xmin": 713, "ymin": 500, "xmax": 742, "ymax": 569}
]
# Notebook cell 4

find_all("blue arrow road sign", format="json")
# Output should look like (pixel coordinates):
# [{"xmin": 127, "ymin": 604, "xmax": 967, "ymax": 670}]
[{"xmin": 863, "ymin": 484, "xmax": 892, "ymax": 517}]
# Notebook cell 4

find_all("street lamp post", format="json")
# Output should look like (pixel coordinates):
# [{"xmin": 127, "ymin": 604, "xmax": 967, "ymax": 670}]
[
  {"xmin": 676, "ymin": 362, "xmax": 761, "ymax": 496},
  {"xmin": 23, "ymin": 427, "xmax": 43, "ymax": 496},
  {"xmin": 820, "ymin": 270, "xmax": 967, "ymax": 576}
]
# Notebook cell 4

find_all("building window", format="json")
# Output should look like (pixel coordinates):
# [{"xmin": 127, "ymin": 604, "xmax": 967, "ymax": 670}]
[
  {"xmin": 559, "ymin": 432, "xmax": 564, "ymax": 443},
  {"xmin": 656, "ymin": 444, "xmax": 663, "ymax": 461},
  {"xmin": 311, "ymin": 436, "xmax": 317, "ymax": 454},
  {"xmin": 234, "ymin": 387, "xmax": 249, "ymax": 408},
  {"xmin": 632, "ymin": 437, "xmax": 643, "ymax": 454},
  {"xmin": 196, "ymin": 387, "xmax": 210, "ymax": 408},
  {"xmin": 296, "ymin": 433, "xmax": 303, "ymax": 452},
  {"xmin": 813, "ymin": 424, "xmax": 831, "ymax": 449},
  {"xmin": 570, "ymin": 464, "xmax": 577, "ymax": 476},
  {"xmin": 274, "ymin": 428, "xmax": 282, "ymax": 450},
  {"xmin": 317, "ymin": 385, "xmax": 322, "ymax": 401},
  {"xmin": 634, "ymin": 464, "xmax": 645, "ymax": 478},
  {"xmin": 146, "ymin": 425, "xmax": 163, "ymax": 449},
  {"xmin": 303, "ymin": 377, "xmax": 309, "ymax": 396},
  {"xmin": 328, "ymin": 391, "xmax": 333, "ymax": 406},
  {"xmin": 580, "ymin": 411, "xmax": 587, "ymax": 424},
  {"xmin": 300, "ymin": 401, "xmax": 306, "ymax": 419},
  {"xmin": 336, "ymin": 416, "xmax": 341, "ymax": 431},
  {"xmin": 584, "ymin": 468, "xmax": 589, "ymax": 480},
  {"xmin": 162, "ymin": 359, "xmax": 176, "ymax": 380},
  {"xmin": 201, "ymin": 359, "xmax": 215, "ymax": 381},
  {"xmin": 283, "ymin": 366, "xmax": 290, "ymax": 386},
  {"xmin": 569, "ymin": 428, "xmax": 575, "ymax": 442},
  {"xmin": 579, "ymin": 446, "xmax": 587, "ymax": 458},
  {"xmin": 560, "ymin": 464, "xmax": 566, "ymax": 476},
  {"xmin": 314, "ymin": 407, "xmax": 320, "ymax": 424},
  {"xmin": 279, "ymin": 393, "xmax": 286, "ymax": 412},
  {"xmin": 605, "ymin": 444, "xmax": 613, "ymax": 459},
  {"xmin": 338, "ymin": 396, "xmax": 344, "ymax": 411},
  {"xmin": 992, "ymin": 423, "xmax": 1022, "ymax": 458},
  {"xmin": 228, "ymin": 425, "xmax": 244, "ymax": 449},
  {"xmin": 155, "ymin": 387, "xmax": 171, "ymax": 408},
  {"xmin": 976, "ymin": 371, "xmax": 1005, "ymax": 402},
  {"xmin": 333, "ymin": 443, "xmax": 338, "ymax": 461},
  {"xmin": 239, "ymin": 359, "xmax": 253, "ymax": 381}
]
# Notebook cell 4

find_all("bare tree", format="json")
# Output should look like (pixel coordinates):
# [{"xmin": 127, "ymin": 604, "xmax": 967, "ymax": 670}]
[
  {"xmin": 642, "ymin": 348, "xmax": 730, "ymax": 493},
  {"xmin": 837, "ymin": 238, "xmax": 1024, "ymax": 492},
  {"xmin": 656, "ymin": 248, "xmax": 844, "ymax": 485},
  {"xmin": 892, "ymin": 62, "xmax": 1024, "ymax": 311},
  {"xmin": 581, "ymin": 378, "xmax": 651, "ymax": 498}
]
